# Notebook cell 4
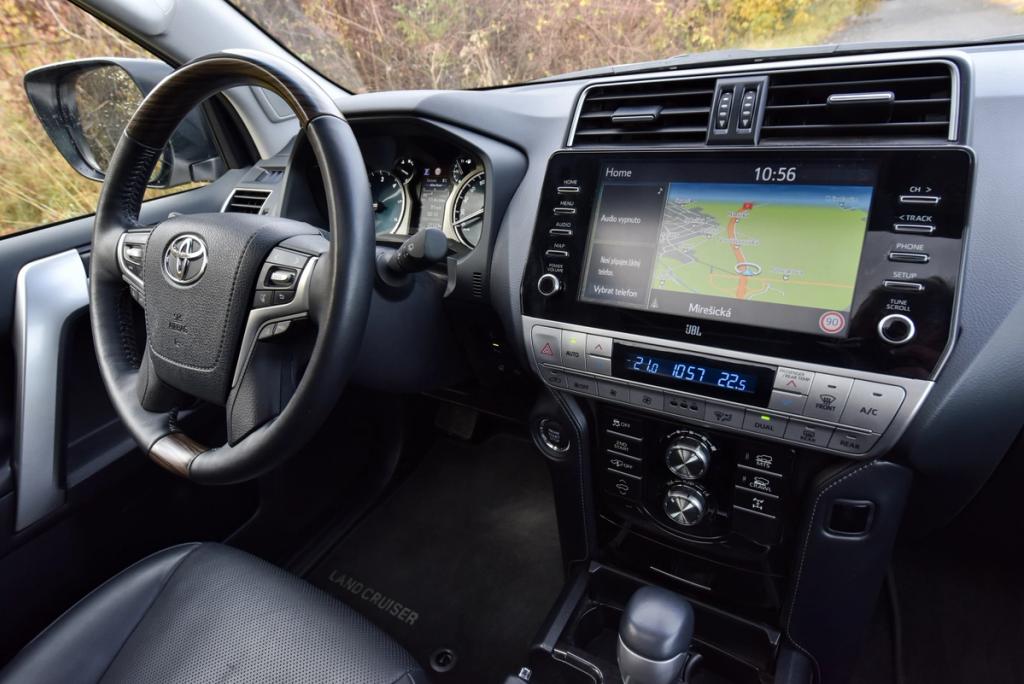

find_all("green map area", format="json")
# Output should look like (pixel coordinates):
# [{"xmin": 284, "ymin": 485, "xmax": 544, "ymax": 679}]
[{"xmin": 650, "ymin": 183, "xmax": 873, "ymax": 311}]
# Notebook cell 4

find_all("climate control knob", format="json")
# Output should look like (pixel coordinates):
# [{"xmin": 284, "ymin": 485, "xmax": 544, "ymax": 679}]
[
  {"xmin": 665, "ymin": 433, "xmax": 712, "ymax": 480},
  {"xmin": 663, "ymin": 485, "xmax": 707, "ymax": 527},
  {"xmin": 537, "ymin": 273, "xmax": 562, "ymax": 296}
]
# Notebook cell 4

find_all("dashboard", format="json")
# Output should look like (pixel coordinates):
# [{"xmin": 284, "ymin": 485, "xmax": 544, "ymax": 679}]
[
  {"xmin": 217, "ymin": 39, "xmax": 1024, "ymax": 683},
  {"xmin": 239, "ymin": 41, "xmax": 1024, "ymax": 537}
]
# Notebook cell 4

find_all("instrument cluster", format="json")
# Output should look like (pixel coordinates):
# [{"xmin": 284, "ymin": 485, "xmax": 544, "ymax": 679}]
[{"xmin": 366, "ymin": 145, "xmax": 485, "ymax": 248}]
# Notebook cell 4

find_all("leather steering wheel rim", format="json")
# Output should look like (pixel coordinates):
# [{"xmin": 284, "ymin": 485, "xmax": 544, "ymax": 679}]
[{"xmin": 90, "ymin": 50, "xmax": 374, "ymax": 484}]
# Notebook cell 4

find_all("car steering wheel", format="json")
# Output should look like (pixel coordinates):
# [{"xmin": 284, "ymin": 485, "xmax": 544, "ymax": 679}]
[{"xmin": 90, "ymin": 50, "xmax": 373, "ymax": 484}]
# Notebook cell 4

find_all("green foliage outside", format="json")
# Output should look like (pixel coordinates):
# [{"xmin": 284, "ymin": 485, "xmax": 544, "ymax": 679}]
[
  {"xmin": 232, "ymin": 0, "xmax": 875, "ymax": 92},
  {"xmin": 0, "ymin": 0, "xmax": 875, "ymax": 236}
]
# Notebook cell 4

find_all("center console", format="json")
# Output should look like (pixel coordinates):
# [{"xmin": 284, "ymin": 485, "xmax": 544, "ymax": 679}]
[{"xmin": 522, "ymin": 146, "xmax": 972, "ymax": 681}]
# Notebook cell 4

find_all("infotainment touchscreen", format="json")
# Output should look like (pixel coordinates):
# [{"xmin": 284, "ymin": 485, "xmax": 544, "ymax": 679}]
[{"xmin": 578, "ymin": 160, "xmax": 877, "ymax": 337}]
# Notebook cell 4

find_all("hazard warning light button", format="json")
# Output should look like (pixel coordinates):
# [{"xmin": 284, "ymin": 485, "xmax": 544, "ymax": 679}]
[{"xmin": 531, "ymin": 326, "xmax": 562, "ymax": 365}]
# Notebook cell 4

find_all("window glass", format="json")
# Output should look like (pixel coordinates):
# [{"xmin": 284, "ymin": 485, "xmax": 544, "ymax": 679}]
[{"xmin": 0, "ymin": 1, "xmax": 199, "ymax": 237}]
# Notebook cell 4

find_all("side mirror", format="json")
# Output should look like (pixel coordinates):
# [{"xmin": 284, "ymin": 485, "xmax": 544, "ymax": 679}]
[{"xmin": 24, "ymin": 58, "xmax": 224, "ymax": 188}]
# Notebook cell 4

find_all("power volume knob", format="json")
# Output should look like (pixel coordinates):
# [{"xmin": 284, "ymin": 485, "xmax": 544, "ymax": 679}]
[
  {"xmin": 663, "ymin": 484, "xmax": 707, "ymax": 527},
  {"xmin": 665, "ymin": 434, "xmax": 712, "ymax": 480},
  {"xmin": 537, "ymin": 273, "xmax": 562, "ymax": 296}
]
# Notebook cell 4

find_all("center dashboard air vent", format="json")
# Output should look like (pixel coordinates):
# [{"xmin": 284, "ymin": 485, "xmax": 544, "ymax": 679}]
[
  {"xmin": 570, "ymin": 77, "xmax": 717, "ymax": 146},
  {"xmin": 223, "ymin": 187, "xmax": 272, "ymax": 214},
  {"xmin": 761, "ymin": 61, "xmax": 955, "ymax": 142}
]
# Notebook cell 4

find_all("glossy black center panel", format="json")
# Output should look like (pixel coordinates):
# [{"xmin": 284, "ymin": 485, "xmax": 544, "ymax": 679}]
[{"xmin": 522, "ymin": 147, "xmax": 973, "ymax": 378}]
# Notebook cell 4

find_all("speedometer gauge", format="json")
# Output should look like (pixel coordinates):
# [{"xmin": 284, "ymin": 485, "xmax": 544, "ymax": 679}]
[
  {"xmin": 451, "ymin": 172, "xmax": 485, "ymax": 247},
  {"xmin": 369, "ymin": 169, "xmax": 406, "ymax": 234}
]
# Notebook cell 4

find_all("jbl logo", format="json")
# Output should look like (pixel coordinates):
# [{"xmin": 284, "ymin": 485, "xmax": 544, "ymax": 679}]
[{"xmin": 685, "ymin": 324, "xmax": 702, "ymax": 337}]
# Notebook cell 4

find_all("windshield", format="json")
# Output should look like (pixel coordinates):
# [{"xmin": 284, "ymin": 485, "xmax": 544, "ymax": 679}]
[{"xmin": 229, "ymin": 0, "xmax": 1024, "ymax": 93}]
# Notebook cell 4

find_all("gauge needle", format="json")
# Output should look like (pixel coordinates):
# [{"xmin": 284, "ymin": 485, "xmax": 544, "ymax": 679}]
[{"xmin": 453, "ymin": 208, "xmax": 484, "ymax": 227}]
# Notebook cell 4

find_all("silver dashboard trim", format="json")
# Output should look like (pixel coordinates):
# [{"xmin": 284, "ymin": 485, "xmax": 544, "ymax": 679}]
[
  {"xmin": 116, "ymin": 230, "xmax": 149, "ymax": 293},
  {"xmin": 13, "ymin": 250, "xmax": 90, "ymax": 530},
  {"xmin": 523, "ymin": 315, "xmax": 934, "ymax": 460},
  {"xmin": 231, "ymin": 256, "xmax": 317, "ymax": 388},
  {"xmin": 566, "ymin": 54, "xmax": 964, "ymax": 145}
]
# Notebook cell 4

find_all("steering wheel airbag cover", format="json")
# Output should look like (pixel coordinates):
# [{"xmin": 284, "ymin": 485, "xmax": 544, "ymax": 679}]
[{"xmin": 143, "ymin": 214, "xmax": 318, "ymax": 405}]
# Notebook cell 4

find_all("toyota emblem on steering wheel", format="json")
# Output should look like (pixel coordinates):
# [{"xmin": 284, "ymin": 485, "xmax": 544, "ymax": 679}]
[{"xmin": 163, "ymin": 234, "xmax": 208, "ymax": 286}]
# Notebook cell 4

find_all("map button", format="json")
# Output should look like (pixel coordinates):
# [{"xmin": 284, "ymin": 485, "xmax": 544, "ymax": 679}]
[
  {"xmin": 773, "ymin": 367, "xmax": 814, "ymax": 395},
  {"xmin": 803, "ymin": 374, "xmax": 854, "ymax": 422},
  {"xmin": 560, "ymin": 330, "xmax": 587, "ymax": 370}
]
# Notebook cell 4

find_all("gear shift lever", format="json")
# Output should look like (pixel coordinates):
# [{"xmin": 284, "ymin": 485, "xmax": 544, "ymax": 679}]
[{"xmin": 617, "ymin": 586, "xmax": 695, "ymax": 684}]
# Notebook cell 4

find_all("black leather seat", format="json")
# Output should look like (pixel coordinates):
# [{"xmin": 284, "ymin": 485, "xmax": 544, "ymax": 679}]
[{"xmin": 0, "ymin": 543, "xmax": 428, "ymax": 684}]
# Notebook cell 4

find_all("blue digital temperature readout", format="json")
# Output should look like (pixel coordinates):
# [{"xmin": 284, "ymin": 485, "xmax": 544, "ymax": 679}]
[{"xmin": 622, "ymin": 351, "xmax": 758, "ymax": 394}]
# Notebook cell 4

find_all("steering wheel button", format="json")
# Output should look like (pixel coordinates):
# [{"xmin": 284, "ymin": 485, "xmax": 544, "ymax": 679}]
[
  {"xmin": 267, "ymin": 268, "xmax": 296, "ymax": 287},
  {"xmin": 253, "ymin": 290, "xmax": 274, "ymax": 308},
  {"xmin": 273, "ymin": 290, "xmax": 295, "ymax": 305},
  {"xmin": 267, "ymin": 248, "xmax": 308, "ymax": 269}
]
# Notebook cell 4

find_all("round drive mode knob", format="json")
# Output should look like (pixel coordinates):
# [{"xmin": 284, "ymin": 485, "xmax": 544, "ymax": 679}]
[
  {"xmin": 665, "ymin": 434, "xmax": 712, "ymax": 480},
  {"xmin": 537, "ymin": 273, "xmax": 562, "ymax": 297},
  {"xmin": 664, "ymin": 484, "xmax": 707, "ymax": 527},
  {"xmin": 878, "ymin": 314, "xmax": 916, "ymax": 345}
]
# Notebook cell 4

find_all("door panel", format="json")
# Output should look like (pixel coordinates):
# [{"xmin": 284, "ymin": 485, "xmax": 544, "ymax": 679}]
[{"xmin": 0, "ymin": 173, "xmax": 242, "ymax": 533}]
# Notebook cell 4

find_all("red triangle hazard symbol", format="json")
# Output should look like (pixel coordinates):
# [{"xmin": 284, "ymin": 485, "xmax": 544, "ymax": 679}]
[
  {"xmin": 593, "ymin": 343, "xmax": 604, "ymax": 353},
  {"xmin": 540, "ymin": 342, "xmax": 554, "ymax": 357}
]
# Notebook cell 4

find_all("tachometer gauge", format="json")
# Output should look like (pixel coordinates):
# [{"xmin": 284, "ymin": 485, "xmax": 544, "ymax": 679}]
[
  {"xmin": 451, "ymin": 172, "xmax": 485, "ymax": 247},
  {"xmin": 369, "ymin": 169, "xmax": 406, "ymax": 234},
  {"xmin": 393, "ymin": 157, "xmax": 416, "ymax": 184}
]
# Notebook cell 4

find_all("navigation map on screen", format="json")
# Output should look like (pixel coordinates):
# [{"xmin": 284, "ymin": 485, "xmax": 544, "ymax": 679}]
[
  {"xmin": 578, "ymin": 163, "xmax": 875, "ymax": 337},
  {"xmin": 650, "ymin": 183, "xmax": 872, "ymax": 311}
]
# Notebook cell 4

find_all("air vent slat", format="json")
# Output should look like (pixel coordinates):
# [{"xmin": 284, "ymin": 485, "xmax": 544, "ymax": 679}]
[
  {"xmin": 767, "ymin": 74, "xmax": 949, "ymax": 91},
  {"xmin": 766, "ymin": 97, "xmax": 951, "ymax": 111},
  {"xmin": 584, "ymin": 88, "xmax": 715, "ymax": 104},
  {"xmin": 223, "ymin": 188, "xmax": 271, "ymax": 214},
  {"xmin": 572, "ymin": 77, "xmax": 717, "ymax": 146},
  {"xmin": 575, "ymin": 125, "xmax": 709, "ymax": 138},
  {"xmin": 761, "ymin": 62, "xmax": 954, "ymax": 143}
]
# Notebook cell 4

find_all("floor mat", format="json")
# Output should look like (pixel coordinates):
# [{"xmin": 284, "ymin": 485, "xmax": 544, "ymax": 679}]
[{"xmin": 308, "ymin": 433, "xmax": 564, "ymax": 684}]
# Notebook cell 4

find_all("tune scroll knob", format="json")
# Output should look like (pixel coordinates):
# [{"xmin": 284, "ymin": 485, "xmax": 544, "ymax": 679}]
[
  {"xmin": 665, "ymin": 433, "xmax": 713, "ymax": 480},
  {"xmin": 537, "ymin": 273, "xmax": 562, "ymax": 296},
  {"xmin": 663, "ymin": 484, "xmax": 707, "ymax": 527}
]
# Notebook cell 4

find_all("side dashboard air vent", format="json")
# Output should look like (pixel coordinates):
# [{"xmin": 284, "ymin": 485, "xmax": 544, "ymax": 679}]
[
  {"xmin": 223, "ymin": 188, "xmax": 271, "ymax": 214},
  {"xmin": 571, "ymin": 77, "xmax": 717, "ymax": 146},
  {"xmin": 762, "ymin": 62, "xmax": 954, "ymax": 142}
]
